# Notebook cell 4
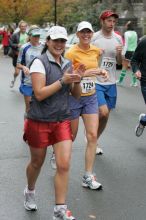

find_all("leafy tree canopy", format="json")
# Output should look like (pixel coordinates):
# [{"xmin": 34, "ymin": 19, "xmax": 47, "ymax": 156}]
[{"xmin": 0, "ymin": 0, "xmax": 118, "ymax": 33}]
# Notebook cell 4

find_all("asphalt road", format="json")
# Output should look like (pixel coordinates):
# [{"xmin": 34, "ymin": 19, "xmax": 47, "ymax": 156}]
[{"xmin": 0, "ymin": 54, "xmax": 146, "ymax": 220}]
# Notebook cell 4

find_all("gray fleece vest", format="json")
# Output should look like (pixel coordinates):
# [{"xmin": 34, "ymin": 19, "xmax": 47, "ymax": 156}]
[{"xmin": 27, "ymin": 53, "xmax": 72, "ymax": 122}]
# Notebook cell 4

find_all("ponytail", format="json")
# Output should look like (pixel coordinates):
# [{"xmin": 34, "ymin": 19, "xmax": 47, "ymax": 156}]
[
  {"xmin": 41, "ymin": 36, "xmax": 50, "ymax": 54},
  {"xmin": 41, "ymin": 44, "xmax": 48, "ymax": 54}
]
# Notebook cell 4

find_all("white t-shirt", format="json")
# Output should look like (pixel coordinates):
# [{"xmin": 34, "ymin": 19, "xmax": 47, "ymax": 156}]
[
  {"xmin": 30, "ymin": 58, "xmax": 46, "ymax": 75},
  {"xmin": 92, "ymin": 30, "xmax": 123, "ymax": 85}
]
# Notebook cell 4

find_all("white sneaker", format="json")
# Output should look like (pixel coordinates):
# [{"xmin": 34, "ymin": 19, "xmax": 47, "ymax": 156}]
[
  {"xmin": 96, "ymin": 147, "xmax": 103, "ymax": 155},
  {"xmin": 135, "ymin": 113, "xmax": 146, "ymax": 137},
  {"xmin": 130, "ymin": 82, "xmax": 138, "ymax": 87},
  {"xmin": 84, "ymin": 133, "xmax": 103, "ymax": 155},
  {"xmin": 82, "ymin": 173, "xmax": 102, "ymax": 190},
  {"xmin": 96, "ymin": 144, "xmax": 103, "ymax": 155},
  {"xmin": 24, "ymin": 186, "xmax": 37, "ymax": 211},
  {"xmin": 53, "ymin": 207, "xmax": 76, "ymax": 220},
  {"xmin": 50, "ymin": 152, "xmax": 57, "ymax": 169},
  {"xmin": 116, "ymin": 80, "xmax": 123, "ymax": 86},
  {"xmin": 10, "ymin": 79, "xmax": 16, "ymax": 88},
  {"xmin": 10, "ymin": 80, "xmax": 14, "ymax": 88}
]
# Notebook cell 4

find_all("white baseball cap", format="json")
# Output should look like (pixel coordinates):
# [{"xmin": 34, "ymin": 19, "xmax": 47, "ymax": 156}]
[
  {"xmin": 77, "ymin": 21, "xmax": 94, "ymax": 32},
  {"xmin": 47, "ymin": 26, "xmax": 68, "ymax": 40}
]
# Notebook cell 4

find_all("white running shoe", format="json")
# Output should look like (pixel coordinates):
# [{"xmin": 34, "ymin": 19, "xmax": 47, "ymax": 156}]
[
  {"xmin": 53, "ymin": 207, "xmax": 76, "ymax": 220},
  {"xmin": 135, "ymin": 113, "xmax": 146, "ymax": 137},
  {"xmin": 84, "ymin": 132, "xmax": 103, "ymax": 155},
  {"xmin": 10, "ymin": 80, "xmax": 15, "ymax": 88},
  {"xmin": 96, "ymin": 146, "xmax": 103, "ymax": 155},
  {"xmin": 82, "ymin": 173, "xmax": 102, "ymax": 190},
  {"xmin": 24, "ymin": 187, "xmax": 37, "ymax": 211},
  {"xmin": 130, "ymin": 82, "xmax": 138, "ymax": 87},
  {"xmin": 50, "ymin": 152, "xmax": 57, "ymax": 170},
  {"xmin": 116, "ymin": 80, "xmax": 123, "ymax": 86}
]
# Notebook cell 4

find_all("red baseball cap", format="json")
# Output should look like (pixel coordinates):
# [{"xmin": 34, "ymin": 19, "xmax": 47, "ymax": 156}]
[{"xmin": 99, "ymin": 10, "xmax": 119, "ymax": 20}]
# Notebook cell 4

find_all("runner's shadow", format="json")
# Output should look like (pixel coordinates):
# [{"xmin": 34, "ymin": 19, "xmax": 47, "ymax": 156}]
[{"xmin": 136, "ymin": 147, "xmax": 146, "ymax": 157}]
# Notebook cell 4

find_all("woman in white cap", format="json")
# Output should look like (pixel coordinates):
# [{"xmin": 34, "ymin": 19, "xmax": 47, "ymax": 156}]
[
  {"xmin": 23, "ymin": 25, "xmax": 85, "ymax": 220},
  {"xmin": 65, "ymin": 21, "xmax": 108, "ymax": 190}
]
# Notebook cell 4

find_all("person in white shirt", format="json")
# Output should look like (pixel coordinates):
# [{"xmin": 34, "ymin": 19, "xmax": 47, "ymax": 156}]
[{"xmin": 92, "ymin": 10, "xmax": 123, "ymax": 154}]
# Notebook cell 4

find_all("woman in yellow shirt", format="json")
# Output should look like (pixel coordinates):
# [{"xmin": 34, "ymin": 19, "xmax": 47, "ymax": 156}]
[{"xmin": 65, "ymin": 21, "xmax": 108, "ymax": 190}]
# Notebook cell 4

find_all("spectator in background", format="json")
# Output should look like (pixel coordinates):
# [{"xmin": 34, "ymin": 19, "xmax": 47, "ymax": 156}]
[
  {"xmin": 9, "ymin": 20, "xmax": 28, "ymax": 88},
  {"xmin": 117, "ymin": 21, "xmax": 138, "ymax": 87},
  {"xmin": 0, "ymin": 25, "xmax": 13, "ymax": 56}
]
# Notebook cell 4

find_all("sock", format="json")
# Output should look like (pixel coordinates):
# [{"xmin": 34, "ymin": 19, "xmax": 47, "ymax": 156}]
[
  {"xmin": 118, "ymin": 69, "xmax": 126, "ymax": 83},
  {"xmin": 54, "ymin": 204, "xmax": 67, "ymax": 212},
  {"xmin": 26, "ymin": 185, "xmax": 35, "ymax": 194},
  {"xmin": 85, "ymin": 171, "xmax": 92, "ymax": 176}
]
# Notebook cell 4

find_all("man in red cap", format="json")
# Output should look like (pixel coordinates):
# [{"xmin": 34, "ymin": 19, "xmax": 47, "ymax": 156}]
[
  {"xmin": 99, "ymin": 10, "xmax": 119, "ymax": 20},
  {"xmin": 92, "ymin": 10, "xmax": 123, "ymax": 155}
]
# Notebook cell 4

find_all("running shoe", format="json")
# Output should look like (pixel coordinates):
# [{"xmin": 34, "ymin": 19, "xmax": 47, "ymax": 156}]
[
  {"xmin": 24, "ymin": 186, "xmax": 37, "ymax": 211},
  {"xmin": 135, "ymin": 113, "xmax": 146, "ymax": 137},
  {"xmin": 82, "ymin": 173, "xmax": 102, "ymax": 190},
  {"xmin": 116, "ymin": 80, "xmax": 123, "ymax": 86},
  {"xmin": 53, "ymin": 207, "xmax": 76, "ymax": 220},
  {"xmin": 130, "ymin": 82, "xmax": 138, "ymax": 87},
  {"xmin": 84, "ymin": 132, "xmax": 103, "ymax": 155},
  {"xmin": 10, "ymin": 80, "xmax": 15, "ymax": 88},
  {"xmin": 50, "ymin": 152, "xmax": 57, "ymax": 169},
  {"xmin": 96, "ymin": 146, "xmax": 103, "ymax": 155}
]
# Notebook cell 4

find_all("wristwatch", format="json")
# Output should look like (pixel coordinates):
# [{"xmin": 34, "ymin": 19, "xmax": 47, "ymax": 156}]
[{"xmin": 59, "ymin": 78, "xmax": 65, "ymax": 87}]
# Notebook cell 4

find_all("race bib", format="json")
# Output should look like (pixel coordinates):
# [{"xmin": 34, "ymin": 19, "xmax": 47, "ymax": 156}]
[
  {"xmin": 81, "ymin": 77, "xmax": 95, "ymax": 94},
  {"xmin": 100, "ymin": 57, "xmax": 116, "ymax": 74}
]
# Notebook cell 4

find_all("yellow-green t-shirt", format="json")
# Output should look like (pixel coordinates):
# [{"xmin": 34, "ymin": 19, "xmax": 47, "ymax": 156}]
[
  {"xmin": 19, "ymin": 33, "xmax": 28, "ymax": 46},
  {"xmin": 65, "ymin": 44, "xmax": 100, "ymax": 96}
]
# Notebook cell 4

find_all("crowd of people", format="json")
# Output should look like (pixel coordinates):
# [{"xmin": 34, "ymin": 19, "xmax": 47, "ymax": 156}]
[
  {"xmin": 1, "ymin": 9, "xmax": 146, "ymax": 220},
  {"xmin": 0, "ymin": 25, "xmax": 13, "ymax": 56}
]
